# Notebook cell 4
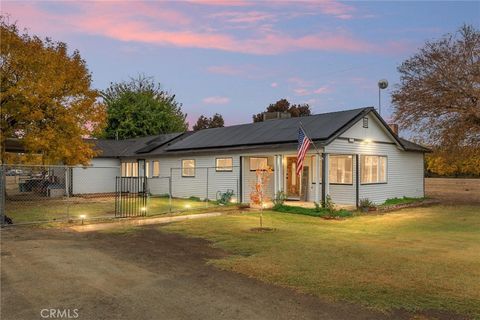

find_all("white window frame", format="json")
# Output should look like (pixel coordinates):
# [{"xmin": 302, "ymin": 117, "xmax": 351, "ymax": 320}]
[
  {"xmin": 249, "ymin": 157, "xmax": 268, "ymax": 171},
  {"xmin": 182, "ymin": 159, "xmax": 195, "ymax": 177},
  {"xmin": 329, "ymin": 154, "xmax": 353, "ymax": 185},
  {"xmin": 216, "ymin": 157, "xmax": 233, "ymax": 172},
  {"xmin": 361, "ymin": 155, "xmax": 387, "ymax": 184}
]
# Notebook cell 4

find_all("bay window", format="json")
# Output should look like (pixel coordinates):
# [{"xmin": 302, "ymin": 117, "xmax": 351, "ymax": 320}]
[{"xmin": 361, "ymin": 155, "xmax": 387, "ymax": 184}]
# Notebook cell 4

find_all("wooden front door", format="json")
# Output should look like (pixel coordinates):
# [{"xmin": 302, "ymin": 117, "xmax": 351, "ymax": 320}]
[{"xmin": 286, "ymin": 157, "xmax": 300, "ymax": 199}]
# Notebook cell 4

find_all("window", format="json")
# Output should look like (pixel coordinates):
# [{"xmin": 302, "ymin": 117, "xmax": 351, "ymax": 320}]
[
  {"xmin": 145, "ymin": 161, "xmax": 150, "ymax": 178},
  {"xmin": 152, "ymin": 161, "xmax": 160, "ymax": 177},
  {"xmin": 361, "ymin": 155, "xmax": 387, "ymax": 184},
  {"xmin": 122, "ymin": 162, "xmax": 138, "ymax": 177},
  {"xmin": 311, "ymin": 155, "xmax": 322, "ymax": 183},
  {"xmin": 182, "ymin": 159, "xmax": 195, "ymax": 177},
  {"xmin": 216, "ymin": 157, "xmax": 233, "ymax": 171},
  {"xmin": 329, "ymin": 155, "xmax": 353, "ymax": 184},
  {"xmin": 249, "ymin": 157, "xmax": 268, "ymax": 171},
  {"xmin": 126, "ymin": 162, "xmax": 132, "ymax": 177},
  {"xmin": 131, "ymin": 162, "xmax": 138, "ymax": 177}
]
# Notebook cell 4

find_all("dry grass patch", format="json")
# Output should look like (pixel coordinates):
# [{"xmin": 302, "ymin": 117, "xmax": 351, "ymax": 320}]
[{"xmin": 162, "ymin": 205, "xmax": 480, "ymax": 317}]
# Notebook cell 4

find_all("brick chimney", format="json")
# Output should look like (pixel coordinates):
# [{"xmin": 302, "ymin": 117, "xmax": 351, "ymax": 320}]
[{"xmin": 388, "ymin": 123, "xmax": 399, "ymax": 135}]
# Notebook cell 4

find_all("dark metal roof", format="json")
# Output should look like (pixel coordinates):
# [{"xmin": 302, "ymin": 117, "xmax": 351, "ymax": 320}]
[
  {"xmin": 167, "ymin": 107, "xmax": 371, "ymax": 151},
  {"xmin": 88, "ymin": 133, "xmax": 185, "ymax": 158},
  {"xmin": 398, "ymin": 138, "xmax": 431, "ymax": 152}
]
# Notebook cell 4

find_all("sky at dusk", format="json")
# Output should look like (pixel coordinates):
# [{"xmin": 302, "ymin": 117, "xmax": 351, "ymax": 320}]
[{"xmin": 2, "ymin": 0, "xmax": 479, "ymax": 128}]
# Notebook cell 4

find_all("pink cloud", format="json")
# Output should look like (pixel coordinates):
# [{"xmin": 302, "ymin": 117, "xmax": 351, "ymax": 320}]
[
  {"xmin": 270, "ymin": 82, "xmax": 278, "ymax": 88},
  {"xmin": 202, "ymin": 96, "xmax": 230, "ymax": 104},
  {"xmin": 313, "ymin": 86, "xmax": 331, "ymax": 94},
  {"xmin": 1, "ymin": 1, "xmax": 397, "ymax": 55}
]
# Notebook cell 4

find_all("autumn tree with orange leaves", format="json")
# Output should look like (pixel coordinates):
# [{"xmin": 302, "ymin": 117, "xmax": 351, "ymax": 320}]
[
  {"xmin": 392, "ymin": 24, "xmax": 480, "ymax": 176},
  {"xmin": 0, "ymin": 17, "xmax": 105, "ymax": 165}
]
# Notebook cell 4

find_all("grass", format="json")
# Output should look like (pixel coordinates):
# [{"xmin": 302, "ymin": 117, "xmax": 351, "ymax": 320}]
[
  {"xmin": 5, "ymin": 196, "xmax": 224, "ymax": 223},
  {"xmin": 273, "ymin": 204, "xmax": 353, "ymax": 218},
  {"xmin": 382, "ymin": 196, "xmax": 426, "ymax": 206},
  {"xmin": 161, "ymin": 205, "xmax": 480, "ymax": 317}
]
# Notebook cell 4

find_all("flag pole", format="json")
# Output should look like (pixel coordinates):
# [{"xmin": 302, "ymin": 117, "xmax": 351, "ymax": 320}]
[{"xmin": 299, "ymin": 121, "xmax": 322, "ymax": 155}]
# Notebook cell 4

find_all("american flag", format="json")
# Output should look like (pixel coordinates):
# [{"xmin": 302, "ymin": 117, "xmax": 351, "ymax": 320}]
[{"xmin": 296, "ymin": 127, "xmax": 312, "ymax": 176}]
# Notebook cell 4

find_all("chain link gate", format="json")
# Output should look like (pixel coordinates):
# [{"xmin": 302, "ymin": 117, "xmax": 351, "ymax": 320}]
[{"xmin": 115, "ymin": 176, "xmax": 148, "ymax": 217}]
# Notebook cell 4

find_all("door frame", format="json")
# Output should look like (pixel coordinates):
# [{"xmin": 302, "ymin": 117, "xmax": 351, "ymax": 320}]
[{"xmin": 284, "ymin": 155, "xmax": 301, "ymax": 200}]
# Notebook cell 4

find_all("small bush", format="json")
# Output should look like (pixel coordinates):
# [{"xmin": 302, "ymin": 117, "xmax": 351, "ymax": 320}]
[
  {"xmin": 359, "ymin": 198, "xmax": 375, "ymax": 209},
  {"xmin": 321, "ymin": 195, "xmax": 335, "ymax": 212},
  {"xmin": 188, "ymin": 196, "xmax": 202, "ymax": 202},
  {"xmin": 273, "ymin": 191, "xmax": 286, "ymax": 206}
]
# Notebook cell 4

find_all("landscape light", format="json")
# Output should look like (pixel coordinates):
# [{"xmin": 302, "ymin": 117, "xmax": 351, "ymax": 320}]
[
  {"xmin": 79, "ymin": 214, "xmax": 86, "ymax": 225},
  {"xmin": 141, "ymin": 207, "xmax": 147, "ymax": 212},
  {"xmin": 230, "ymin": 197, "xmax": 237, "ymax": 203},
  {"xmin": 185, "ymin": 204, "xmax": 191, "ymax": 209}
]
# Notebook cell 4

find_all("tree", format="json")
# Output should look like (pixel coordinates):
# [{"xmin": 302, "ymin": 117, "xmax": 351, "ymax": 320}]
[
  {"xmin": 392, "ymin": 24, "xmax": 480, "ymax": 176},
  {"xmin": 192, "ymin": 113, "xmax": 224, "ymax": 131},
  {"xmin": 249, "ymin": 166, "xmax": 273, "ymax": 228},
  {"xmin": 0, "ymin": 17, "xmax": 106, "ymax": 165},
  {"xmin": 101, "ymin": 75, "xmax": 188, "ymax": 139},
  {"xmin": 253, "ymin": 99, "xmax": 312, "ymax": 122}
]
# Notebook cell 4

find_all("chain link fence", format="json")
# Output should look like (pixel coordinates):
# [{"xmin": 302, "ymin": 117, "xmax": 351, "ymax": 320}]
[{"xmin": 1, "ymin": 164, "xmax": 240, "ymax": 225}]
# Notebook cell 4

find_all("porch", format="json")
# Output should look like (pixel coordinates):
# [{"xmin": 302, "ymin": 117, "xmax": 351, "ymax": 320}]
[{"xmin": 241, "ymin": 153, "xmax": 359, "ymax": 208}]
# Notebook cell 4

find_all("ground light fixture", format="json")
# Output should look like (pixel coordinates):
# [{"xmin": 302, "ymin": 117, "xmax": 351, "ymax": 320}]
[
  {"xmin": 185, "ymin": 204, "xmax": 192, "ymax": 209},
  {"xmin": 79, "ymin": 214, "xmax": 86, "ymax": 225},
  {"xmin": 141, "ymin": 207, "xmax": 147, "ymax": 212},
  {"xmin": 230, "ymin": 197, "xmax": 237, "ymax": 203}
]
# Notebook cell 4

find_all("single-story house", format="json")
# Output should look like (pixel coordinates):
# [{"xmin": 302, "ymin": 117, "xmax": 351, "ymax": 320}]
[{"xmin": 82, "ymin": 107, "xmax": 429, "ymax": 206}]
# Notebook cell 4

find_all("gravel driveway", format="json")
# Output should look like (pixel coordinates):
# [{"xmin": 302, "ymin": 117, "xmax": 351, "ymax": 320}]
[{"xmin": 1, "ymin": 226, "xmax": 408, "ymax": 320}]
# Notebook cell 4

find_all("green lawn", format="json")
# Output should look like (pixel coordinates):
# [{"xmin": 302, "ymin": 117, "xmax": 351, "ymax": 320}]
[
  {"xmin": 161, "ymin": 205, "xmax": 480, "ymax": 317},
  {"xmin": 6, "ymin": 196, "xmax": 220, "ymax": 223}
]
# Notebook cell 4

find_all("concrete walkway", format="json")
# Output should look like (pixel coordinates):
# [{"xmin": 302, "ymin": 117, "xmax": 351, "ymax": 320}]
[{"xmin": 70, "ymin": 212, "xmax": 225, "ymax": 232}]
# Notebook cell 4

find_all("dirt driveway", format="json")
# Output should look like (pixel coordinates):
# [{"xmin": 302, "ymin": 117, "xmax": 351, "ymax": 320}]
[{"xmin": 1, "ymin": 226, "xmax": 413, "ymax": 320}]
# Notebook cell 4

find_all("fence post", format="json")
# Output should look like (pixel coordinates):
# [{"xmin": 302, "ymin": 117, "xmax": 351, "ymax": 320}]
[
  {"xmin": 206, "ymin": 167, "xmax": 209, "ymax": 208},
  {"xmin": 0, "ymin": 165, "xmax": 5, "ymax": 225},
  {"xmin": 169, "ymin": 169, "xmax": 173, "ymax": 213},
  {"xmin": 65, "ymin": 166, "xmax": 70, "ymax": 221}
]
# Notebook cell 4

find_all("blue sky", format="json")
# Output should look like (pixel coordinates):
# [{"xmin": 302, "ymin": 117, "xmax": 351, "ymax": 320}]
[{"xmin": 2, "ymin": 0, "xmax": 479, "ymax": 127}]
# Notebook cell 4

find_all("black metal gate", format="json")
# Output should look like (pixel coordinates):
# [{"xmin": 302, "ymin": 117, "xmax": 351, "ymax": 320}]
[{"xmin": 115, "ymin": 177, "xmax": 148, "ymax": 217}]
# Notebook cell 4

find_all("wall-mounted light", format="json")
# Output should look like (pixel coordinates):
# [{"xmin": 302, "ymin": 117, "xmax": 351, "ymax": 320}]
[
  {"xmin": 348, "ymin": 138, "xmax": 355, "ymax": 143},
  {"xmin": 363, "ymin": 139, "xmax": 372, "ymax": 144}
]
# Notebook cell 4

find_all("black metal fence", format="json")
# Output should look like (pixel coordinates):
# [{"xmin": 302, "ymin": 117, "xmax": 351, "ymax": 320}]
[{"xmin": 115, "ymin": 176, "xmax": 148, "ymax": 217}]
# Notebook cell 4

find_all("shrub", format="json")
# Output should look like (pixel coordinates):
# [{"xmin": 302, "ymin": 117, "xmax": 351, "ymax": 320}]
[
  {"xmin": 321, "ymin": 195, "xmax": 335, "ymax": 213},
  {"xmin": 359, "ymin": 198, "xmax": 375, "ymax": 209},
  {"xmin": 273, "ymin": 191, "xmax": 286, "ymax": 207},
  {"xmin": 188, "ymin": 196, "xmax": 202, "ymax": 202}
]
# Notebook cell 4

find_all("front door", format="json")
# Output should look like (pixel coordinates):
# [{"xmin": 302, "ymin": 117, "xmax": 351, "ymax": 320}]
[{"xmin": 286, "ymin": 157, "xmax": 300, "ymax": 199}]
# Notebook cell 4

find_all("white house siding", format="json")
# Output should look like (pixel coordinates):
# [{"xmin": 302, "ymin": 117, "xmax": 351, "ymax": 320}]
[
  {"xmin": 340, "ymin": 113, "xmax": 393, "ymax": 142},
  {"xmin": 146, "ymin": 155, "xmax": 241, "ymax": 201},
  {"xmin": 325, "ymin": 139, "xmax": 424, "ymax": 204},
  {"xmin": 71, "ymin": 158, "xmax": 120, "ymax": 195},
  {"xmin": 241, "ymin": 155, "xmax": 275, "ymax": 203}
]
